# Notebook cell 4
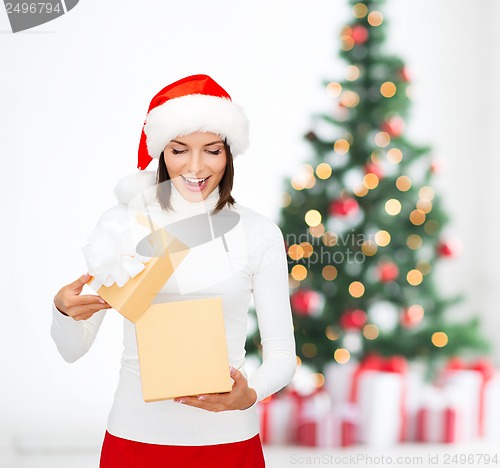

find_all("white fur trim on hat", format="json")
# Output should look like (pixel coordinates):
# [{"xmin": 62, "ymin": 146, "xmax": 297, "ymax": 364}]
[{"xmin": 144, "ymin": 94, "xmax": 250, "ymax": 158}]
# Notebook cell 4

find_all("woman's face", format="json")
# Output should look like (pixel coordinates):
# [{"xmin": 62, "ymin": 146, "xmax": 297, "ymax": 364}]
[{"xmin": 163, "ymin": 131, "xmax": 227, "ymax": 202}]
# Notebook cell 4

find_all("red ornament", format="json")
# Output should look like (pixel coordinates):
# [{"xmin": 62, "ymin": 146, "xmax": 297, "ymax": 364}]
[
  {"xmin": 291, "ymin": 289, "xmax": 322, "ymax": 316},
  {"xmin": 430, "ymin": 159, "xmax": 445, "ymax": 174},
  {"xmin": 364, "ymin": 162, "xmax": 384, "ymax": 179},
  {"xmin": 399, "ymin": 67, "xmax": 411, "ymax": 82},
  {"xmin": 400, "ymin": 305, "xmax": 423, "ymax": 328},
  {"xmin": 400, "ymin": 311, "xmax": 413, "ymax": 328},
  {"xmin": 437, "ymin": 239, "xmax": 462, "ymax": 258},
  {"xmin": 329, "ymin": 198, "xmax": 359, "ymax": 217},
  {"xmin": 351, "ymin": 25, "xmax": 369, "ymax": 45},
  {"xmin": 340, "ymin": 309, "xmax": 367, "ymax": 330},
  {"xmin": 381, "ymin": 116, "xmax": 405, "ymax": 137},
  {"xmin": 378, "ymin": 262, "xmax": 399, "ymax": 283}
]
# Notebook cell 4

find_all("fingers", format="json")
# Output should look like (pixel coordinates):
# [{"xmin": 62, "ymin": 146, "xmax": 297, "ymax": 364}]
[
  {"xmin": 173, "ymin": 368, "xmax": 250, "ymax": 412},
  {"xmin": 230, "ymin": 366, "xmax": 242, "ymax": 382},
  {"xmin": 57, "ymin": 293, "xmax": 110, "ymax": 312},
  {"xmin": 69, "ymin": 273, "xmax": 93, "ymax": 294},
  {"xmin": 54, "ymin": 273, "xmax": 111, "ymax": 322},
  {"xmin": 75, "ymin": 294, "xmax": 110, "ymax": 306},
  {"xmin": 55, "ymin": 274, "xmax": 111, "ymax": 320},
  {"xmin": 174, "ymin": 394, "xmax": 229, "ymax": 412},
  {"xmin": 70, "ymin": 302, "xmax": 111, "ymax": 317}
]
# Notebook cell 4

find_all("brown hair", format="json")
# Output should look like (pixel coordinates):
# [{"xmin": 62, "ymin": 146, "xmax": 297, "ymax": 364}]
[{"xmin": 156, "ymin": 140, "xmax": 236, "ymax": 214}]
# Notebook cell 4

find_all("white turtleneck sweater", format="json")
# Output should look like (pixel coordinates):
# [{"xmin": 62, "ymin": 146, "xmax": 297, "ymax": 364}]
[{"xmin": 50, "ymin": 172, "xmax": 297, "ymax": 446}]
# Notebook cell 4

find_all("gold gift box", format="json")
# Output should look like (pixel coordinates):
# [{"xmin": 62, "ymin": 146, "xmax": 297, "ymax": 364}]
[
  {"xmin": 135, "ymin": 297, "xmax": 233, "ymax": 402},
  {"xmin": 86, "ymin": 213, "xmax": 232, "ymax": 401}
]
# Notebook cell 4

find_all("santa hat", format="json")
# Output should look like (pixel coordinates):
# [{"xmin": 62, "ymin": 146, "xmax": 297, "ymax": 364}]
[{"xmin": 138, "ymin": 74, "xmax": 250, "ymax": 170}]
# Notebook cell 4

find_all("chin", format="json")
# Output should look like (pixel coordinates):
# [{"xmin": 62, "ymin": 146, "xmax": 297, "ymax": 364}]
[{"xmin": 180, "ymin": 184, "xmax": 215, "ymax": 201}]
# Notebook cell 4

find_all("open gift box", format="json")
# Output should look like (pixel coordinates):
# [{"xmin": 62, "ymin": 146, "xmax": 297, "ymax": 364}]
[
  {"xmin": 136, "ymin": 297, "xmax": 233, "ymax": 402},
  {"xmin": 85, "ymin": 212, "xmax": 233, "ymax": 402}
]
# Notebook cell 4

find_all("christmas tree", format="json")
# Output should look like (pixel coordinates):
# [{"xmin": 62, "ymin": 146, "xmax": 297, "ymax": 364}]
[{"xmin": 247, "ymin": 0, "xmax": 489, "ymax": 374}]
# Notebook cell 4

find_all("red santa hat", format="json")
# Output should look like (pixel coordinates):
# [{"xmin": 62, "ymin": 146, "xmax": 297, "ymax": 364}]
[{"xmin": 138, "ymin": 74, "xmax": 250, "ymax": 170}]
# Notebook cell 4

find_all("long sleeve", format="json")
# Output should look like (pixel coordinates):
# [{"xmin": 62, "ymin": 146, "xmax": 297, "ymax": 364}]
[
  {"xmin": 50, "ymin": 302, "xmax": 108, "ymax": 363},
  {"xmin": 247, "ymin": 222, "xmax": 297, "ymax": 402},
  {"xmin": 50, "ymin": 204, "xmax": 127, "ymax": 363}
]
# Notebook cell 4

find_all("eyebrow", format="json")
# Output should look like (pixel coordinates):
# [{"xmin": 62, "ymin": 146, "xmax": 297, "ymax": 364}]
[{"xmin": 170, "ymin": 139, "xmax": 224, "ymax": 147}]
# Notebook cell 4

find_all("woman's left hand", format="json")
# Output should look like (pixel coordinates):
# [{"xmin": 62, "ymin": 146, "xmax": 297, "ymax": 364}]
[{"xmin": 173, "ymin": 367, "xmax": 257, "ymax": 412}]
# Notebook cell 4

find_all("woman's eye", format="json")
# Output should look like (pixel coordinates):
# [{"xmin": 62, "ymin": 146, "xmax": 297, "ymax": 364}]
[
  {"xmin": 171, "ymin": 149, "xmax": 186, "ymax": 155},
  {"xmin": 206, "ymin": 149, "xmax": 222, "ymax": 155}
]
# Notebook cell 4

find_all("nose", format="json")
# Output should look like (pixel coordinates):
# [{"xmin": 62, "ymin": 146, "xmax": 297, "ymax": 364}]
[{"xmin": 185, "ymin": 150, "xmax": 204, "ymax": 176}]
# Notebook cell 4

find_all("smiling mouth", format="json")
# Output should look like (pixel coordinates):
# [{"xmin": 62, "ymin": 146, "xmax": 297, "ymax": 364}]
[{"xmin": 181, "ymin": 175, "xmax": 211, "ymax": 190}]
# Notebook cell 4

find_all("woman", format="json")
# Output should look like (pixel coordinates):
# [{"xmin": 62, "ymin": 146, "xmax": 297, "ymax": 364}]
[{"xmin": 51, "ymin": 74, "xmax": 296, "ymax": 468}]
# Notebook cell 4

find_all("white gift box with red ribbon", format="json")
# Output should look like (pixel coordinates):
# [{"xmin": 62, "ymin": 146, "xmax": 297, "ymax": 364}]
[
  {"xmin": 416, "ymin": 386, "xmax": 464, "ymax": 443},
  {"xmin": 440, "ymin": 358, "xmax": 494, "ymax": 439},
  {"xmin": 403, "ymin": 365, "xmax": 426, "ymax": 442},
  {"xmin": 441, "ymin": 369, "xmax": 483, "ymax": 440},
  {"xmin": 257, "ymin": 393, "xmax": 295, "ymax": 445},
  {"xmin": 324, "ymin": 356, "xmax": 407, "ymax": 446},
  {"xmin": 296, "ymin": 401, "xmax": 359, "ymax": 447},
  {"xmin": 324, "ymin": 361, "xmax": 358, "ymax": 404},
  {"xmin": 484, "ymin": 373, "xmax": 500, "ymax": 440},
  {"xmin": 258, "ymin": 388, "xmax": 333, "ymax": 445},
  {"xmin": 349, "ymin": 356, "xmax": 407, "ymax": 446},
  {"xmin": 289, "ymin": 388, "xmax": 331, "ymax": 444},
  {"xmin": 355, "ymin": 370, "xmax": 405, "ymax": 446}
]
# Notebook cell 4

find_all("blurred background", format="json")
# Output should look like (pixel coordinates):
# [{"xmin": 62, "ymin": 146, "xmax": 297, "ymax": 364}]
[{"xmin": 1, "ymin": 0, "xmax": 499, "ymax": 466}]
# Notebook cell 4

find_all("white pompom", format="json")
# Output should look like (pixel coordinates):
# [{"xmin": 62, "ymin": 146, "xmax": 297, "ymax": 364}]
[{"xmin": 113, "ymin": 171, "xmax": 156, "ymax": 205}]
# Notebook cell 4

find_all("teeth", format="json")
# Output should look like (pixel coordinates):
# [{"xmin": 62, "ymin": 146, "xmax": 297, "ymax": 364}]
[{"xmin": 183, "ymin": 176, "xmax": 208, "ymax": 183}]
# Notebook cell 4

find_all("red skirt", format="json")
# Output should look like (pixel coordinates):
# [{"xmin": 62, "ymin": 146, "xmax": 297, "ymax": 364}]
[{"xmin": 99, "ymin": 430, "xmax": 265, "ymax": 468}]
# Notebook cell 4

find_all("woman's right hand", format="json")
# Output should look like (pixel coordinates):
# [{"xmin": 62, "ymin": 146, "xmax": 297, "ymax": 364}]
[{"xmin": 54, "ymin": 274, "xmax": 112, "ymax": 321}]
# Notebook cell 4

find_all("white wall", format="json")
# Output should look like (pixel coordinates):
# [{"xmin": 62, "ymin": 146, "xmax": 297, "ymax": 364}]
[
  {"xmin": 386, "ymin": 0, "xmax": 500, "ymax": 359},
  {"xmin": 0, "ymin": 0, "xmax": 498, "ymax": 450}
]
